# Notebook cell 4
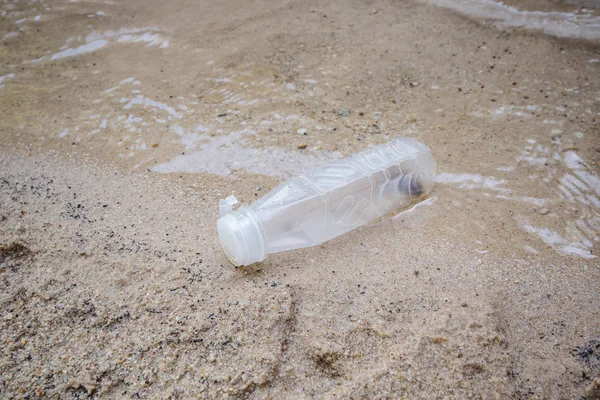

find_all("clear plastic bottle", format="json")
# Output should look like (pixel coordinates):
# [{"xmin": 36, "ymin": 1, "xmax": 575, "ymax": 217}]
[{"xmin": 217, "ymin": 137, "xmax": 436, "ymax": 266}]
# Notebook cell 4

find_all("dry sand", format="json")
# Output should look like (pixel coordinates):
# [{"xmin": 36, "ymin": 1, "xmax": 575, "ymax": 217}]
[{"xmin": 1, "ymin": 0, "xmax": 599, "ymax": 398}]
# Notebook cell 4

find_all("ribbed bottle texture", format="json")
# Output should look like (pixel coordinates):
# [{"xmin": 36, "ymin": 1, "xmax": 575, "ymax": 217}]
[{"xmin": 217, "ymin": 137, "xmax": 436, "ymax": 266}]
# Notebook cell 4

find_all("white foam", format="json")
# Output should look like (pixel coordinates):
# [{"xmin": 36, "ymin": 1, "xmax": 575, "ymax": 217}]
[
  {"xmin": 153, "ymin": 130, "xmax": 341, "ymax": 177},
  {"xmin": 424, "ymin": 0, "xmax": 600, "ymax": 40},
  {"xmin": 123, "ymin": 96, "xmax": 182, "ymax": 119},
  {"xmin": 170, "ymin": 125, "xmax": 204, "ymax": 150},
  {"xmin": 0, "ymin": 73, "xmax": 15, "ymax": 85},
  {"xmin": 497, "ymin": 165, "xmax": 514, "ymax": 172},
  {"xmin": 52, "ymin": 40, "xmax": 108, "ymax": 60},
  {"xmin": 522, "ymin": 224, "xmax": 595, "ymax": 258},
  {"xmin": 47, "ymin": 27, "xmax": 169, "ymax": 62},
  {"xmin": 523, "ymin": 245, "xmax": 539, "ymax": 254},
  {"xmin": 86, "ymin": 27, "xmax": 167, "ymax": 44},
  {"xmin": 30, "ymin": 56, "xmax": 46, "ymax": 64},
  {"xmin": 436, "ymin": 172, "xmax": 508, "ymax": 191}
]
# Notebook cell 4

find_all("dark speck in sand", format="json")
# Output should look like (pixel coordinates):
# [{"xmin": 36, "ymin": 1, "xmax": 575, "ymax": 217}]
[
  {"xmin": 0, "ymin": 242, "xmax": 31, "ymax": 262},
  {"xmin": 572, "ymin": 338, "xmax": 600, "ymax": 369}
]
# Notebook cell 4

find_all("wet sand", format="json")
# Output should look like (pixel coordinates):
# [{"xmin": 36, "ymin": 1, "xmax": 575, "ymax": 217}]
[{"xmin": 1, "ymin": 0, "xmax": 599, "ymax": 398}]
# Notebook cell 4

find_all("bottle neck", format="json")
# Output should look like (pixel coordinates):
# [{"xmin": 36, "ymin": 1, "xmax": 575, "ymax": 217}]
[{"xmin": 217, "ymin": 206, "xmax": 267, "ymax": 266}]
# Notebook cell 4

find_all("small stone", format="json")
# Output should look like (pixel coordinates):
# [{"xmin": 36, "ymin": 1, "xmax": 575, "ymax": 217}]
[
  {"xmin": 255, "ymin": 186, "xmax": 261, "ymax": 191},
  {"xmin": 538, "ymin": 208, "xmax": 549, "ymax": 215},
  {"xmin": 585, "ymin": 376, "xmax": 600, "ymax": 400},
  {"xmin": 337, "ymin": 108, "xmax": 350, "ymax": 117},
  {"xmin": 298, "ymin": 143, "xmax": 307, "ymax": 150},
  {"xmin": 297, "ymin": 128, "xmax": 307, "ymax": 135}
]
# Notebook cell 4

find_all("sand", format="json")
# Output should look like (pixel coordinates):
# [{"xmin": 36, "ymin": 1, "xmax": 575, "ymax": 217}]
[{"xmin": 1, "ymin": 0, "xmax": 599, "ymax": 398}]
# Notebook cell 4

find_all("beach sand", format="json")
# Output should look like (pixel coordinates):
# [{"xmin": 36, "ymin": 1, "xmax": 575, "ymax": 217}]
[{"xmin": 1, "ymin": 0, "xmax": 599, "ymax": 398}]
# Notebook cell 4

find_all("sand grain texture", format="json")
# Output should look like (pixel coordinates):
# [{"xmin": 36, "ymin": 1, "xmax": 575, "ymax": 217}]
[{"xmin": 1, "ymin": 0, "xmax": 599, "ymax": 398}]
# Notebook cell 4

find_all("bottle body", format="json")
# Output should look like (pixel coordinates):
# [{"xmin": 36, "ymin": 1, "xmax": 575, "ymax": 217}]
[{"xmin": 217, "ymin": 137, "xmax": 436, "ymax": 266}]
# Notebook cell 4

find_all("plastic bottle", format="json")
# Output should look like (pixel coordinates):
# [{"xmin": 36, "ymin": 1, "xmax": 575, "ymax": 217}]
[{"xmin": 217, "ymin": 137, "xmax": 436, "ymax": 266}]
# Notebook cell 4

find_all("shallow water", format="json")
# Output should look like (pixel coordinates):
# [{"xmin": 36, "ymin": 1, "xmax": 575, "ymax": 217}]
[{"xmin": 5, "ymin": 0, "xmax": 598, "ymax": 259}]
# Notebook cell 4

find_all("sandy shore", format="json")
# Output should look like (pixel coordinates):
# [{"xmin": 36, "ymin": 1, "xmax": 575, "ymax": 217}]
[{"xmin": 1, "ymin": 0, "xmax": 599, "ymax": 398}]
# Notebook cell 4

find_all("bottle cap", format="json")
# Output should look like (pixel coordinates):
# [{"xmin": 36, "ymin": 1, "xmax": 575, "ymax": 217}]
[{"xmin": 217, "ymin": 208, "xmax": 266, "ymax": 266}]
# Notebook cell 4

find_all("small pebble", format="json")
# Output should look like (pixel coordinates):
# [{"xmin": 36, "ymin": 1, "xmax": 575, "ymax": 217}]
[
  {"xmin": 297, "ymin": 128, "xmax": 307, "ymax": 135},
  {"xmin": 585, "ymin": 376, "xmax": 600, "ymax": 400},
  {"xmin": 338, "ymin": 108, "xmax": 350, "ymax": 117},
  {"xmin": 298, "ymin": 143, "xmax": 307, "ymax": 150}
]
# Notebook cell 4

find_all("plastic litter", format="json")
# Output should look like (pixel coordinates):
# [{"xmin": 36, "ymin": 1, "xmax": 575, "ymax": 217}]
[{"xmin": 217, "ymin": 137, "xmax": 437, "ymax": 266}]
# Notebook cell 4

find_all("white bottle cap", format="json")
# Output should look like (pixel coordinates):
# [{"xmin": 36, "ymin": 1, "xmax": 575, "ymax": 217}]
[{"xmin": 217, "ymin": 207, "xmax": 267, "ymax": 266}]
